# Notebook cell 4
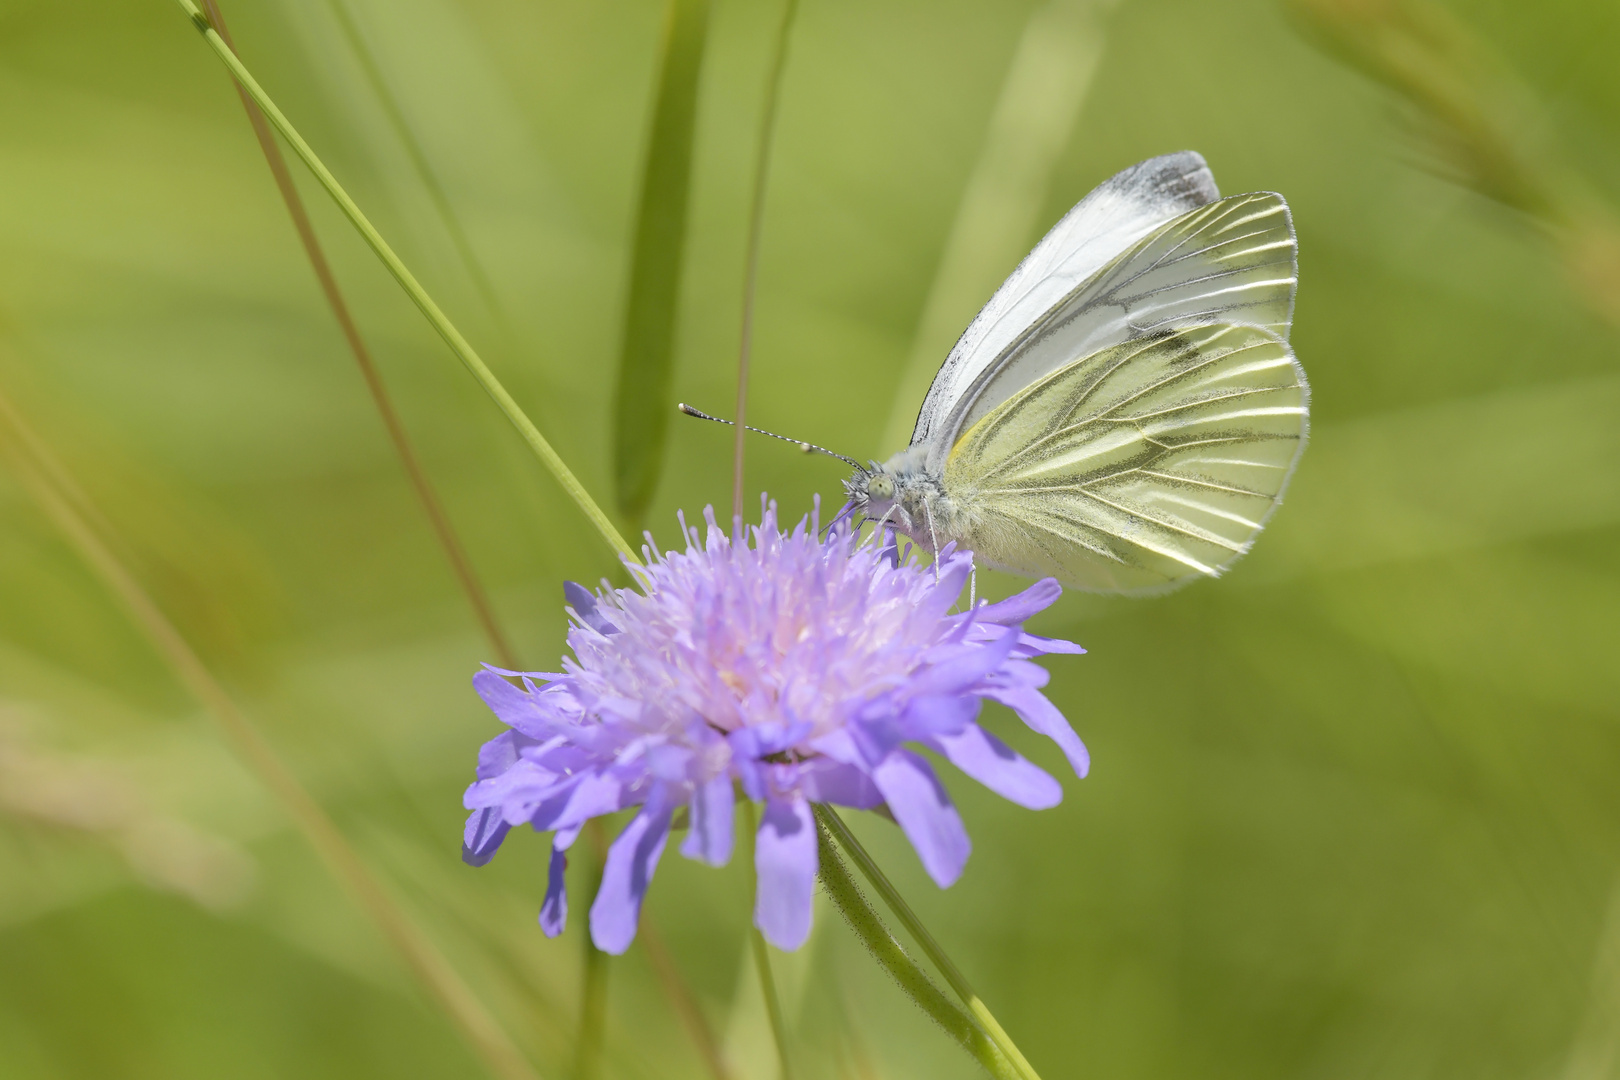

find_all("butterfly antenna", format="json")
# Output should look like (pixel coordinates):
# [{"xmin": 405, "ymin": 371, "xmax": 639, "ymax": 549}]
[{"xmin": 677, "ymin": 403, "xmax": 865, "ymax": 472}]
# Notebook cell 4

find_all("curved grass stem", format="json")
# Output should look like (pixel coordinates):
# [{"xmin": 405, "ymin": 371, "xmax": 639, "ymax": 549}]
[
  {"xmin": 814, "ymin": 819, "xmax": 1018, "ymax": 1080},
  {"xmin": 815, "ymin": 806, "xmax": 1042, "ymax": 1080},
  {"xmin": 172, "ymin": 0, "xmax": 636, "ymax": 566}
]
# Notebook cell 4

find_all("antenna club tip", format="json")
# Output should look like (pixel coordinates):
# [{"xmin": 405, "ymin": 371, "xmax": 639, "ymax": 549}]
[{"xmin": 677, "ymin": 402, "xmax": 720, "ymax": 421}]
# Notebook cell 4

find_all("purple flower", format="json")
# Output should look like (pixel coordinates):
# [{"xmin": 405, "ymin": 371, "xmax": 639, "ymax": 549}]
[{"xmin": 461, "ymin": 501, "xmax": 1087, "ymax": 954}]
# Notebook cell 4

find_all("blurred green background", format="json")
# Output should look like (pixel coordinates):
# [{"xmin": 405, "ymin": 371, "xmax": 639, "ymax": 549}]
[{"xmin": 2, "ymin": 0, "xmax": 1618, "ymax": 1077}]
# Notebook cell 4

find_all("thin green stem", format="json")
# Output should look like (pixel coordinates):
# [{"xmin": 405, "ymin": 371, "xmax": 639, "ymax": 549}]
[
  {"xmin": 751, "ymin": 925, "xmax": 794, "ymax": 1080},
  {"xmin": 814, "ymin": 821, "xmax": 1017, "ymax": 1080},
  {"xmin": 575, "ymin": 939, "xmax": 609, "ymax": 1080},
  {"xmin": 198, "ymin": 0, "xmax": 519, "ymax": 669},
  {"xmin": 731, "ymin": 0, "xmax": 799, "ymax": 524},
  {"xmin": 323, "ymin": 0, "xmax": 523, "ymax": 352},
  {"xmin": 742, "ymin": 800, "xmax": 795, "ymax": 1080},
  {"xmin": 0, "ymin": 388, "xmax": 541, "ymax": 1080},
  {"xmin": 815, "ymin": 806, "xmax": 1042, "ymax": 1080},
  {"xmin": 575, "ymin": 820, "xmax": 611, "ymax": 1080},
  {"xmin": 173, "ymin": 0, "xmax": 636, "ymax": 565}
]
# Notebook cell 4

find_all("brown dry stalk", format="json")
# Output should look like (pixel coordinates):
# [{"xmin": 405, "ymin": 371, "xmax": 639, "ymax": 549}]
[
  {"xmin": 324, "ymin": 0, "xmax": 521, "ymax": 352},
  {"xmin": 731, "ymin": 0, "xmax": 799, "ymax": 524},
  {"xmin": 640, "ymin": 918, "xmax": 737, "ymax": 1080},
  {"xmin": 200, "ymin": 0, "xmax": 518, "ymax": 669},
  {"xmin": 0, "ymin": 387, "xmax": 541, "ymax": 1080},
  {"xmin": 1290, "ymin": 0, "xmax": 1620, "ymax": 330}
]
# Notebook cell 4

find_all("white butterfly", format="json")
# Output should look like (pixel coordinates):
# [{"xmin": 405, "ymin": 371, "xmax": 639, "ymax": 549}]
[{"xmin": 845, "ymin": 151, "xmax": 1309, "ymax": 594}]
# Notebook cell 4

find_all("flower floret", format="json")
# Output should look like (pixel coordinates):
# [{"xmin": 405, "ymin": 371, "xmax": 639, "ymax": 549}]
[{"xmin": 462, "ymin": 501, "xmax": 1086, "ymax": 953}]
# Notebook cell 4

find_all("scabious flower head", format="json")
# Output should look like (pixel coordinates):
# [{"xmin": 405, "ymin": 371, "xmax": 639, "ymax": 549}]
[{"xmin": 462, "ymin": 500, "xmax": 1087, "ymax": 953}]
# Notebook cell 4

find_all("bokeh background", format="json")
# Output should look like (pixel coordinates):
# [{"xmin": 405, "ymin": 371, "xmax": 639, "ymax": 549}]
[{"xmin": 2, "ymin": 0, "xmax": 1618, "ymax": 1077}]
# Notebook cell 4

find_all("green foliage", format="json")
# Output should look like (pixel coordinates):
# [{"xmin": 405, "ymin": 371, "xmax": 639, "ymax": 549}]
[
  {"xmin": 1, "ymin": 0, "xmax": 1619, "ymax": 1078},
  {"xmin": 614, "ymin": 0, "xmax": 712, "ymax": 531}
]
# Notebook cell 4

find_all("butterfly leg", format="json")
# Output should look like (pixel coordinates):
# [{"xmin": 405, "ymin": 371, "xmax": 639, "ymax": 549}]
[
  {"xmin": 969, "ymin": 566, "xmax": 976, "ymax": 609},
  {"xmin": 870, "ymin": 506, "xmax": 900, "ymax": 561},
  {"xmin": 923, "ymin": 500, "xmax": 942, "ymax": 584}
]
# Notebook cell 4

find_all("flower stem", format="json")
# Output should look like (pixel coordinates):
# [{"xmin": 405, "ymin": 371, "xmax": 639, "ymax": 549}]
[
  {"xmin": 814, "ymin": 820, "xmax": 1018, "ymax": 1080},
  {"xmin": 172, "ymin": 0, "xmax": 637, "ymax": 566},
  {"xmin": 0, "ymin": 387, "xmax": 541, "ymax": 1080},
  {"xmin": 750, "ymin": 923, "xmax": 795, "ymax": 1080},
  {"xmin": 731, "ymin": 0, "xmax": 799, "ymax": 524},
  {"xmin": 197, "ymin": 0, "xmax": 520, "ymax": 670},
  {"xmin": 575, "ymin": 937, "xmax": 609, "ymax": 1080},
  {"xmin": 742, "ymin": 799, "xmax": 795, "ymax": 1080},
  {"xmin": 815, "ymin": 806, "xmax": 1042, "ymax": 1080},
  {"xmin": 576, "ymin": 820, "xmax": 611, "ymax": 1080}
]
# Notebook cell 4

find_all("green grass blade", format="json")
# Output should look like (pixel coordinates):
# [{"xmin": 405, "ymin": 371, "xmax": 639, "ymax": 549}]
[
  {"xmin": 613, "ymin": 0, "xmax": 712, "ymax": 532},
  {"xmin": 198, "ymin": 0, "xmax": 520, "ymax": 670},
  {"xmin": 171, "ymin": 0, "xmax": 637, "ymax": 566}
]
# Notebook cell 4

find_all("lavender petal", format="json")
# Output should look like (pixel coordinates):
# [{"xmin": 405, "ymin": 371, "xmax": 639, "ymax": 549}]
[
  {"xmin": 681, "ymin": 774, "xmax": 735, "ymax": 866},
  {"xmin": 971, "ymin": 577, "xmax": 1062, "ymax": 625},
  {"xmin": 473, "ymin": 670, "xmax": 566, "ymax": 739},
  {"xmin": 871, "ymin": 749, "xmax": 971, "ymax": 887},
  {"xmin": 475, "ymin": 730, "xmax": 528, "ymax": 781},
  {"xmin": 589, "ymin": 797, "xmax": 674, "ymax": 954},
  {"xmin": 798, "ymin": 761, "xmax": 884, "ymax": 808},
  {"xmin": 1012, "ymin": 632, "xmax": 1086, "ymax": 657},
  {"xmin": 912, "ymin": 561, "xmax": 972, "ymax": 624},
  {"xmin": 754, "ymin": 795, "xmax": 818, "ymax": 950},
  {"xmin": 898, "ymin": 693, "xmax": 982, "ymax": 738},
  {"xmin": 910, "ymin": 629, "xmax": 1020, "ymax": 695},
  {"xmin": 928, "ymin": 723, "xmax": 1062, "ymax": 809},
  {"xmin": 461, "ymin": 807, "xmax": 509, "ymax": 867},
  {"xmin": 982, "ymin": 684, "xmax": 1091, "ymax": 778},
  {"xmin": 536, "ymin": 770, "xmax": 630, "ymax": 833},
  {"xmin": 565, "ymin": 580, "xmax": 620, "ymax": 635},
  {"xmin": 539, "ymin": 841, "xmax": 568, "ymax": 936}
]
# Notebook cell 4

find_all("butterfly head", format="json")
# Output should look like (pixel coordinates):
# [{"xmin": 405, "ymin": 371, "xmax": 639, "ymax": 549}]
[{"xmin": 841, "ymin": 447, "xmax": 944, "ymax": 541}]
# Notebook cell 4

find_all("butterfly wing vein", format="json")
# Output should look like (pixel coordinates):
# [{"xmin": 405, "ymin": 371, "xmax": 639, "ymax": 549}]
[
  {"xmin": 943, "ymin": 323, "xmax": 1308, "ymax": 593},
  {"xmin": 929, "ymin": 192, "xmax": 1300, "ymax": 472}
]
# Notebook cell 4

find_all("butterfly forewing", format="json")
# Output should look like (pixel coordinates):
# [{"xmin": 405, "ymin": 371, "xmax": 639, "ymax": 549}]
[
  {"xmin": 944, "ymin": 323, "xmax": 1308, "ymax": 593},
  {"xmin": 931, "ymin": 192, "xmax": 1298, "ymax": 470},
  {"xmin": 911, "ymin": 152, "xmax": 1220, "ymax": 448}
]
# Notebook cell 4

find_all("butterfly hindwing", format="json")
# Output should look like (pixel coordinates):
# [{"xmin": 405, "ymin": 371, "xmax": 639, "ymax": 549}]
[{"xmin": 943, "ymin": 323, "xmax": 1308, "ymax": 593}]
